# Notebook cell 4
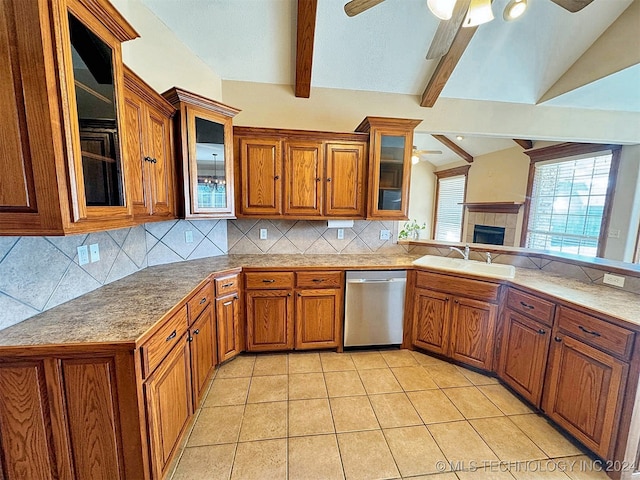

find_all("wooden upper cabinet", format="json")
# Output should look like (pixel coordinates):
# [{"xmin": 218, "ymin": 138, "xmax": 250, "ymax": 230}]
[
  {"xmin": 238, "ymin": 137, "xmax": 283, "ymax": 215},
  {"xmin": 355, "ymin": 117, "xmax": 421, "ymax": 220},
  {"xmin": 325, "ymin": 142, "xmax": 366, "ymax": 217},
  {"xmin": 284, "ymin": 141, "xmax": 324, "ymax": 216},
  {"xmin": 123, "ymin": 67, "xmax": 176, "ymax": 221},
  {"xmin": 0, "ymin": 0, "xmax": 139, "ymax": 235},
  {"xmin": 163, "ymin": 88, "xmax": 240, "ymax": 219}
]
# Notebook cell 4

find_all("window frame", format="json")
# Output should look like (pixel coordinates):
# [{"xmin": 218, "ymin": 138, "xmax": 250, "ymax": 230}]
[
  {"xmin": 520, "ymin": 143, "xmax": 622, "ymax": 258},
  {"xmin": 432, "ymin": 165, "xmax": 470, "ymax": 241}
]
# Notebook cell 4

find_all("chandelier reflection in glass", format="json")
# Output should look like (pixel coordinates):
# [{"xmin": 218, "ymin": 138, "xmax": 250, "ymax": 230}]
[{"xmin": 199, "ymin": 153, "xmax": 226, "ymax": 191}]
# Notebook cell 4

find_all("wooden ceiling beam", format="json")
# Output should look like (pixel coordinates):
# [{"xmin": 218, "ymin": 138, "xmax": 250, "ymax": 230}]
[
  {"xmin": 294, "ymin": 0, "xmax": 318, "ymax": 98},
  {"xmin": 513, "ymin": 139, "xmax": 533, "ymax": 150},
  {"xmin": 420, "ymin": 24, "xmax": 478, "ymax": 107},
  {"xmin": 432, "ymin": 134, "xmax": 474, "ymax": 163}
]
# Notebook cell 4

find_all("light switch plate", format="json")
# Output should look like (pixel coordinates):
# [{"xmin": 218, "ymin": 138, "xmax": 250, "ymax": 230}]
[
  {"xmin": 337, "ymin": 228, "xmax": 344, "ymax": 240},
  {"xmin": 259, "ymin": 228, "xmax": 268, "ymax": 240},
  {"xmin": 380, "ymin": 230, "xmax": 391, "ymax": 240},
  {"xmin": 185, "ymin": 230, "xmax": 194, "ymax": 243},
  {"xmin": 603, "ymin": 273, "xmax": 625, "ymax": 288},
  {"xmin": 89, "ymin": 243, "xmax": 100, "ymax": 263},
  {"xmin": 77, "ymin": 245, "xmax": 89, "ymax": 266}
]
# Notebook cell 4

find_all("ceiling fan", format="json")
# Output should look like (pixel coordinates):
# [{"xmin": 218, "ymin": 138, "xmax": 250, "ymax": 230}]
[
  {"xmin": 412, "ymin": 146, "xmax": 443, "ymax": 164},
  {"xmin": 344, "ymin": 0, "xmax": 595, "ymax": 60}
]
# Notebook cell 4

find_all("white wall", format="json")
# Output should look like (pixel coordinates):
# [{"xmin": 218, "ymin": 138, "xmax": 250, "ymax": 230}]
[
  {"xmin": 111, "ymin": 0, "xmax": 223, "ymax": 99},
  {"xmin": 405, "ymin": 160, "xmax": 436, "ymax": 239}
]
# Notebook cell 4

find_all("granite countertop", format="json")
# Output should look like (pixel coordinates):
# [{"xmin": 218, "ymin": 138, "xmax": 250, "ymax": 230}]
[{"xmin": 0, "ymin": 253, "xmax": 638, "ymax": 348}]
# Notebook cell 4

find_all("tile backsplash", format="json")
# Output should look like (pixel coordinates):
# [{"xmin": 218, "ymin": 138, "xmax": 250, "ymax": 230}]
[{"xmin": 0, "ymin": 219, "xmax": 227, "ymax": 330}]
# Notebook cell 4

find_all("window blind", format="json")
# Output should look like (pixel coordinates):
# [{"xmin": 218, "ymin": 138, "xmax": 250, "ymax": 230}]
[{"xmin": 435, "ymin": 175, "xmax": 465, "ymax": 242}]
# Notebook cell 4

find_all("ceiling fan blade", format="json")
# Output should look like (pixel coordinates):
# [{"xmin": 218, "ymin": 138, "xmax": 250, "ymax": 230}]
[
  {"xmin": 550, "ymin": 0, "xmax": 595, "ymax": 13},
  {"xmin": 415, "ymin": 150, "xmax": 444, "ymax": 155},
  {"xmin": 344, "ymin": 0, "xmax": 386, "ymax": 17},
  {"xmin": 426, "ymin": 0, "xmax": 471, "ymax": 60}
]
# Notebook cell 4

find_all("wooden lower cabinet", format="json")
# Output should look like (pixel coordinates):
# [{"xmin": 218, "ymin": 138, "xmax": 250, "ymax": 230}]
[
  {"xmin": 216, "ymin": 293, "xmax": 241, "ymax": 362},
  {"xmin": 189, "ymin": 303, "xmax": 216, "ymax": 408},
  {"xmin": 412, "ymin": 288, "xmax": 451, "ymax": 356},
  {"xmin": 449, "ymin": 296, "xmax": 498, "ymax": 370},
  {"xmin": 543, "ymin": 333, "xmax": 628, "ymax": 459},
  {"xmin": 246, "ymin": 290, "xmax": 294, "ymax": 351},
  {"xmin": 295, "ymin": 289, "xmax": 341, "ymax": 349},
  {"xmin": 144, "ymin": 336, "xmax": 193, "ymax": 480},
  {"xmin": 498, "ymin": 309, "xmax": 551, "ymax": 406}
]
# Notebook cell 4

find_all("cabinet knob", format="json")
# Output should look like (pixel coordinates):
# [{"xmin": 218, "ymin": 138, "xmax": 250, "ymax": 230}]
[
  {"xmin": 326, "ymin": 178, "xmax": 332, "ymax": 182},
  {"xmin": 233, "ymin": 295, "xmax": 239, "ymax": 300},
  {"xmin": 297, "ymin": 293, "xmax": 301, "ymax": 297},
  {"xmin": 274, "ymin": 175, "xmax": 280, "ymax": 180},
  {"xmin": 444, "ymin": 297, "xmax": 449, "ymax": 301},
  {"xmin": 316, "ymin": 177, "xmax": 321, "ymax": 182},
  {"xmin": 554, "ymin": 336, "xmax": 562, "ymax": 342},
  {"xmin": 287, "ymin": 293, "xmax": 292, "ymax": 297},
  {"xmin": 454, "ymin": 299, "xmax": 459, "ymax": 304},
  {"xmin": 193, "ymin": 329, "xmax": 200, "ymax": 335},
  {"xmin": 144, "ymin": 156, "xmax": 153, "ymax": 163},
  {"xmin": 187, "ymin": 336, "xmax": 193, "ymax": 342},
  {"xmin": 537, "ymin": 329, "xmax": 546, "ymax": 335}
]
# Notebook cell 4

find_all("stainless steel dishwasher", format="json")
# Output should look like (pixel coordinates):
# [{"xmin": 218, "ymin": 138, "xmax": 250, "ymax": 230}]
[{"xmin": 344, "ymin": 270, "xmax": 407, "ymax": 347}]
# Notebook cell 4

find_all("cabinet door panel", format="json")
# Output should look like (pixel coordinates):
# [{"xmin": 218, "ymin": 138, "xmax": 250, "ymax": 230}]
[
  {"xmin": 284, "ymin": 141, "xmax": 323, "ymax": 216},
  {"xmin": 498, "ymin": 309, "xmax": 550, "ymax": 406},
  {"xmin": 147, "ymin": 105, "xmax": 174, "ymax": 217},
  {"xmin": 543, "ymin": 334, "xmax": 627, "ymax": 459},
  {"xmin": 295, "ymin": 289, "xmax": 340, "ymax": 349},
  {"xmin": 412, "ymin": 288, "xmax": 451, "ymax": 355},
  {"xmin": 122, "ymin": 93, "xmax": 147, "ymax": 216},
  {"xmin": 246, "ymin": 290, "xmax": 293, "ymax": 351},
  {"xmin": 450, "ymin": 297, "xmax": 497, "ymax": 370},
  {"xmin": 240, "ymin": 138, "xmax": 282, "ymax": 215},
  {"xmin": 325, "ymin": 143, "xmax": 365, "ymax": 217},
  {"xmin": 216, "ymin": 294, "xmax": 241, "ymax": 363},
  {"xmin": 189, "ymin": 304, "xmax": 216, "ymax": 409}
]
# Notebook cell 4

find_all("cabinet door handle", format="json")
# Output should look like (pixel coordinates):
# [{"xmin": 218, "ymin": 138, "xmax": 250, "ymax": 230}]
[
  {"xmin": 312, "ymin": 278, "xmax": 325, "ymax": 283},
  {"xmin": 578, "ymin": 325, "xmax": 601, "ymax": 337},
  {"xmin": 554, "ymin": 336, "xmax": 562, "ymax": 342},
  {"xmin": 520, "ymin": 301, "xmax": 535, "ymax": 310},
  {"xmin": 166, "ymin": 330, "xmax": 177, "ymax": 342},
  {"xmin": 262, "ymin": 279, "xmax": 276, "ymax": 283},
  {"xmin": 537, "ymin": 329, "xmax": 546, "ymax": 335},
  {"xmin": 199, "ymin": 297, "xmax": 207, "ymax": 305},
  {"xmin": 193, "ymin": 329, "xmax": 200, "ymax": 335},
  {"xmin": 326, "ymin": 177, "xmax": 332, "ymax": 182},
  {"xmin": 222, "ymin": 282, "xmax": 234, "ymax": 288}
]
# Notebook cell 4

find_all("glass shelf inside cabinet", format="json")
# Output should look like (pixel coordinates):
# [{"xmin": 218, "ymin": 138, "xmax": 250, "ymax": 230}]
[
  {"xmin": 377, "ymin": 134, "xmax": 406, "ymax": 211},
  {"xmin": 195, "ymin": 117, "xmax": 227, "ymax": 209}
]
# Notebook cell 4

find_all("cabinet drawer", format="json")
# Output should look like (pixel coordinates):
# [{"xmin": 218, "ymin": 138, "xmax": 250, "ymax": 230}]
[
  {"xmin": 506, "ymin": 288, "xmax": 555, "ymax": 327},
  {"xmin": 557, "ymin": 306, "xmax": 635, "ymax": 360},
  {"xmin": 215, "ymin": 274, "xmax": 239, "ymax": 297},
  {"xmin": 296, "ymin": 271, "xmax": 342, "ymax": 288},
  {"xmin": 141, "ymin": 306, "xmax": 189, "ymax": 378},
  {"xmin": 245, "ymin": 271, "xmax": 294, "ymax": 289},
  {"xmin": 415, "ymin": 270, "xmax": 499, "ymax": 302},
  {"xmin": 187, "ymin": 281, "xmax": 212, "ymax": 324}
]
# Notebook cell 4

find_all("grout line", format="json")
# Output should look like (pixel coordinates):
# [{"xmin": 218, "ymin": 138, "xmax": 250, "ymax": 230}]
[{"xmin": 0, "ymin": 237, "xmax": 20, "ymax": 265}]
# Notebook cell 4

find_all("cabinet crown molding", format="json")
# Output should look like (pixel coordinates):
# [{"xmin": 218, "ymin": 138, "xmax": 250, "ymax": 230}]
[
  {"xmin": 123, "ymin": 66, "xmax": 176, "ymax": 118},
  {"xmin": 355, "ymin": 116, "xmax": 422, "ymax": 133},
  {"xmin": 74, "ymin": 0, "xmax": 139, "ymax": 42},
  {"xmin": 162, "ymin": 87, "xmax": 241, "ymax": 118}
]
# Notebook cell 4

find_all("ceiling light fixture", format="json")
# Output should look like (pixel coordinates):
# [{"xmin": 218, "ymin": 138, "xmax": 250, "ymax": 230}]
[
  {"xmin": 503, "ymin": 0, "xmax": 528, "ymax": 21},
  {"xmin": 427, "ymin": 0, "xmax": 457, "ymax": 20},
  {"xmin": 412, "ymin": 146, "xmax": 420, "ymax": 164},
  {"xmin": 463, "ymin": 0, "xmax": 494, "ymax": 27},
  {"xmin": 456, "ymin": 135, "xmax": 464, "ymax": 141}
]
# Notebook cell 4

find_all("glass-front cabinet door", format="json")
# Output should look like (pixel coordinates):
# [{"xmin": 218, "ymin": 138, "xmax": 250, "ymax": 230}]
[{"xmin": 376, "ymin": 133, "xmax": 407, "ymax": 213}]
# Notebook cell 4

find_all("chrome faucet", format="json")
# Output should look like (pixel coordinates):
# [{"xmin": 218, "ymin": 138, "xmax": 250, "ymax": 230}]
[
  {"xmin": 450, "ymin": 244, "xmax": 470, "ymax": 260},
  {"xmin": 486, "ymin": 252, "xmax": 492, "ymax": 264}
]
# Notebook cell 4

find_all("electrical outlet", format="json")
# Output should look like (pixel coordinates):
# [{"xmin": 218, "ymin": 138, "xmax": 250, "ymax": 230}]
[
  {"xmin": 259, "ymin": 228, "xmax": 268, "ymax": 240},
  {"xmin": 603, "ymin": 273, "xmax": 625, "ymax": 288},
  {"xmin": 77, "ymin": 245, "xmax": 89, "ymax": 266},
  {"xmin": 185, "ymin": 230, "xmax": 194, "ymax": 243},
  {"xmin": 608, "ymin": 229, "xmax": 620, "ymax": 239},
  {"xmin": 89, "ymin": 243, "xmax": 100, "ymax": 263},
  {"xmin": 337, "ymin": 228, "xmax": 344, "ymax": 240},
  {"xmin": 380, "ymin": 229, "xmax": 391, "ymax": 240}
]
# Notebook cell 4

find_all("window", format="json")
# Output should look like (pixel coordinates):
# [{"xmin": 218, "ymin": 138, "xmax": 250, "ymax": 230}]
[
  {"xmin": 523, "ymin": 143, "xmax": 621, "ymax": 258},
  {"xmin": 433, "ymin": 165, "xmax": 470, "ymax": 242}
]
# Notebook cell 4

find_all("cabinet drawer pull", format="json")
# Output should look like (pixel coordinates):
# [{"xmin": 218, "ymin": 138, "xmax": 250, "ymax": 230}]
[
  {"xmin": 166, "ymin": 330, "xmax": 177, "ymax": 342},
  {"xmin": 519, "ymin": 301, "xmax": 535, "ymax": 310},
  {"xmin": 199, "ymin": 297, "xmax": 207, "ymax": 305},
  {"xmin": 193, "ymin": 329, "xmax": 200, "ymax": 335},
  {"xmin": 222, "ymin": 282, "xmax": 234, "ymax": 288},
  {"xmin": 312, "ymin": 278, "xmax": 325, "ymax": 283},
  {"xmin": 537, "ymin": 329, "xmax": 546, "ymax": 335},
  {"xmin": 578, "ymin": 325, "xmax": 601, "ymax": 337},
  {"xmin": 554, "ymin": 336, "xmax": 562, "ymax": 342},
  {"xmin": 262, "ymin": 279, "xmax": 276, "ymax": 283}
]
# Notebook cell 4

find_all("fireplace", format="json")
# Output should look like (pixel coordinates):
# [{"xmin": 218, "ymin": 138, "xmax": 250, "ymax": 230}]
[{"xmin": 473, "ymin": 225, "xmax": 505, "ymax": 245}]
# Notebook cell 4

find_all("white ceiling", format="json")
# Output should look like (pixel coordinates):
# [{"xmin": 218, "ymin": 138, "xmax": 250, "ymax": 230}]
[{"xmin": 413, "ymin": 132, "xmax": 516, "ymax": 166}]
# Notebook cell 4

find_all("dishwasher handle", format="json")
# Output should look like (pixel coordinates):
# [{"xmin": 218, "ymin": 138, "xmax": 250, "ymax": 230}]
[{"xmin": 347, "ymin": 278, "xmax": 406, "ymax": 284}]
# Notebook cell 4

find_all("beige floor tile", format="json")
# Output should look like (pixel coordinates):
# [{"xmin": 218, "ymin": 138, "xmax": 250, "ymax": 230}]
[
  {"xmin": 337, "ymin": 430, "xmax": 400, "ymax": 480},
  {"xmin": 380, "ymin": 348, "xmax": 419, "ymax": 367},
  {"xmin": 351, "ymin": 351, "xmax": 388, "ymax": 370},
  {"xmin": 252, "ymin": 354, "xmax": 288, "ymax": 376},
  {"xmin": 443, "ymin": 386, "xmax": 504, "ymax": 419},
  {"xmin": 247, "ymin": 374, "xmax": 288, "ymax": 403},
  {"xmin": 330, "ymin": 396, "xmax": 380, "ymax": 432},
  {"xmin": 325, "ymin": 370, "xmax": 366, "ymax": 397},
  {"xmin": 230, "ymin": 438, "xmax": 287, "ymax": 480},
  {"xmin": 422, "ymin": 363, "xmax": 473, "ymax": 388},
  {"xmin": 238, "ymin": 401, "xmax": 287, "ymax": 442},
  {"xmin": 510, "ymin": 461, "xmax": 573, "ymax": 479},
  {"xmin": 509, "ymin": 414, "xmax": 583, "ymax": 458},
  {"xmin": 358, "ymin": 367, "xmax": 403, "ymax": 394},
  {"xmin": 470, "ymin": 417, "xmax": 547, "ymax": 462},
  {"xmin": 289, "ymin": 398, "xmax": 334, "ymax": 436},
  {"xmin": 172, "ymin": 444, "xmax": 235, "ymax": 480},
  {"xmin": 411, "ymin": 350, "xmax": 450, "ymax": 366},
  {"xmin": 456, "ymin": 468, "xmax": 517, "ymax": 479},
  {"xmin": 555, "ymin": 456, "xmax": 610, "ymax": 480},
  {"xmin": 456, "ymin": 365, "xmax": 500, "ymax": 385},
  {"xmin": 391, "ymin": 366, "xmax": 439, "ymax": 391},
  {"xmin": 368, "ymin": 393, "xmax": 422, "ymax": 428},
  {"xmin": 288, "ymin": 352, "xmax": 322, "ymax": 373},
  {"xmin": 479, "ymin": 384, "xmax": 533, "ymax": 415},
  {"xmin": 205, "ymin": 377, "xmax": 250, "ymax": 406},
  {"xmin": 428, "ymin": 420, "xmax": 498, "ymax": 467},
  {"xmin": 404, "ymin": 474, "xmax": 458, "ymax": 480},
  {"xmin": 407, "ymin": 390, "xmax": 464, "ymax": 424},
  {"xmin": 288, "ymin": 434, "xmax": 344, "ymax": 480},
  {"xmin": 216, "ymin": 355, "xmax": 255, "ymax": 378},
  {"xmin": 383, "ymin": 425, "xmax": 447, "ymax": 477},
  {"xmin": 288, "ymin": 372, "xmax": 327, "ymax": 399},
  {"xmin": 320, "ymin": 352, "xmax": 356, "ymax": 371},
  {"xmin": 187, "ymin": 405, "xmax": 244, "ymax": 446}
]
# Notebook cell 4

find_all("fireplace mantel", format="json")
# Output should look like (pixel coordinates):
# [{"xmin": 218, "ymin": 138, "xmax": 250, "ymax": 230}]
[{"xmin": 461, "ymin": 202, "xmax": 524, "ymax": 214}]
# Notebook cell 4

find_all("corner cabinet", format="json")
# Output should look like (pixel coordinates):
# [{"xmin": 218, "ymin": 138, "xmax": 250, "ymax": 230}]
[
  {"xmin": 163, "ymin": 88, "xmax": 241, "ymax": 219},
  {"xmin": 355, "ymin": 117, "xmax": 421, "ymax": 220},
  {"xmin": 0, "ymin": 0, "xmax": 140, "ymax": 235}
]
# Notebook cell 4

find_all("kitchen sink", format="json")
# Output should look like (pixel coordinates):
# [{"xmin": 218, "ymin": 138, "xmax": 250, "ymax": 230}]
[{"xmin": 412, "ymin": 255, "xmax": 516, "ymax": 279}]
